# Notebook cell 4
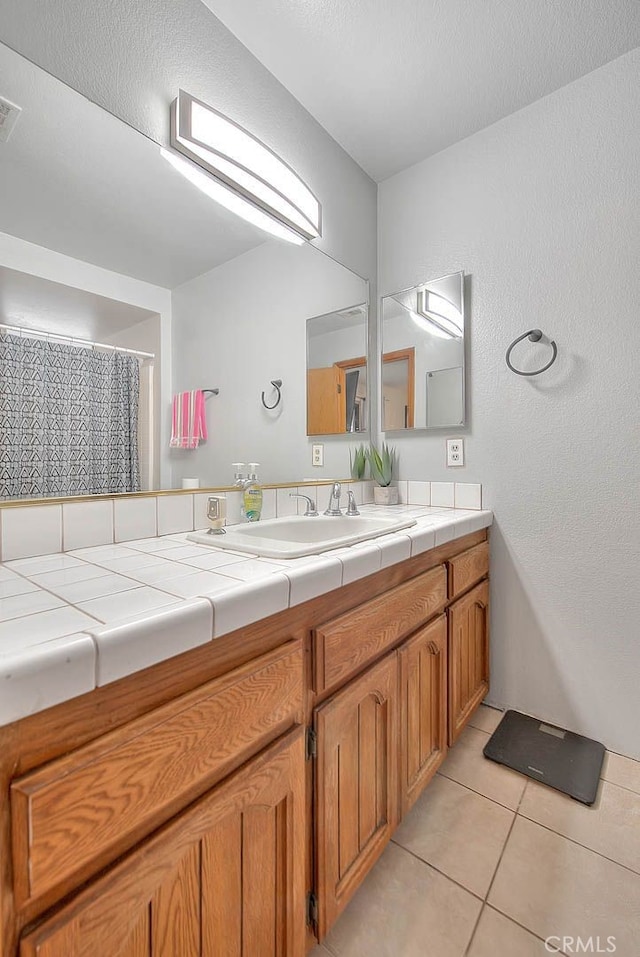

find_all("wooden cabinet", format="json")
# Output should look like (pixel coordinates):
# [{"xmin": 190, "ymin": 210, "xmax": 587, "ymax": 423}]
[
  {"xmin": 448, "ymin": 580, "xmax": 490, "ymax": 745},
  {"xmin": 314, "ymin": 653, "xmax": 399, "ymax": 939},
  {"xmin": 398, "ymin": 615, "xmax": 448, "ymax": 815},
  {"xmin": 19, "ymin": 728, "xmax": 306, "ymax": 957},
  {"xmin": 0, "ymin": 528, "xmax": 490, "ymax": 957}
]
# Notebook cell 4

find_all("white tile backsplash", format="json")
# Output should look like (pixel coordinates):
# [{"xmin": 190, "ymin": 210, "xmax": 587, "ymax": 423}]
[
  {"xmin": 63, "ymin": 500, "xmax": 114, "ymax": 551},
  {"xmin": 276, "ymin": 486, "xmax": 299, "ymax": 518},
  {"xmin": 114, "ymin": 497, "xmax": 157, "ymax": 542},
  {"xmin": 454, "ymin": 483, "xmax": 482, "ymax": 510},
  {"xmin": 430, "ymin": 482, "xmax": 456, "ymax": 508},
  {"xmin": 0, "ymin": 634, "xmax": 96, "ymax": 725},
  {"xmin": 408, "ymin": 481, "xmax": 431, "ymax": 506},
  {"xmin": 157, "ymin": 494, "xmax": 194, "ymax": 536},
  {"xmin": 1, "ymin": 505, "xmax": 62, "ymax": 561}
]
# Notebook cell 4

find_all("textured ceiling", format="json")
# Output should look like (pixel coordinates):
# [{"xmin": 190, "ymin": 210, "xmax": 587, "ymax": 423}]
[
  {"xmin": 0, "ymin": 43, "xmax": 268, "ymax": 288},
  {"xmin": 202, "ymin": 0, "xmax": 640, "ymax": 181}
]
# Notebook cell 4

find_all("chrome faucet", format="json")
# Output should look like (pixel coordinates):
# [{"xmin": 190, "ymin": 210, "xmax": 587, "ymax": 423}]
[
  {"xmin": 324, "ymin": 482, "xmax": 342, "ymax": 516},
  {"xmin": 289, "ymin": 492, "xmax": 318, "ymax": 516},
  {"xmin": 345, "ymin": 490, "xmax": 360, "ymax": 516}
]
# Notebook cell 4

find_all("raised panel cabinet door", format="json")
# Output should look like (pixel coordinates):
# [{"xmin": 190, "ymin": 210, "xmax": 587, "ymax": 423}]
[
  {"xmin": 399, "ymin": 615, "xmax": 448, "ymax": 816},
  {"xmin": 448, "ymin": 580, "xmax": 490, "ymax": 746},
  {"xmin": 20, "ymin": 728, "xmax": 306, "ymax": 957},
  {"xmin": 314, "ymin": 652, "xmax": 399, "ymax": 940}
]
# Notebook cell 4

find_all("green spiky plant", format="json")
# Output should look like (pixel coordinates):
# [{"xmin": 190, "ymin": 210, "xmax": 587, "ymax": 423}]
[
  {"xmin": 349, "ymin": 444, "xmax": 367, "ymax": 480},
  {"xmin": 367, "ymin": 442, "xmax": 397, "ymax": 487}
]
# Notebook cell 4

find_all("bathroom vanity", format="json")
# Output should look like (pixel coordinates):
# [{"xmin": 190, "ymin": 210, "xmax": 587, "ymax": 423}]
[{"xmin": 0, "ymin": 521, "xmax": 489, "ymax": 957}]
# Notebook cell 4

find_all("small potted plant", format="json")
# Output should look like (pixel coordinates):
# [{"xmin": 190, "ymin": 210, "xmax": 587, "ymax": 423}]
[
  {"xmin": 368, "ymin": 442, "xmax": 398, "ymax": 505},
  {"xmin": 349, "ymin": 444, "xmax": 367, "ymax": 480}
]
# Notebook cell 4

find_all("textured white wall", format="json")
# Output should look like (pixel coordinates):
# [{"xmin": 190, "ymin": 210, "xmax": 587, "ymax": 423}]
[
  {"xmin": 378, "ymin": 49, "xmax": 640, "ymax": 759},
  {"xmin": 0, "ymin": 0, "xmax": 376, "ymax": 283},
  {"xmin": 171, "ymin": 242, "xmax": 368, "ymax": 487}
]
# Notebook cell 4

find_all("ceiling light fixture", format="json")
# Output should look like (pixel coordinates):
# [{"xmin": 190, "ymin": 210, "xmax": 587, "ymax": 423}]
[
  {"xmin": 415, "ymin": 288, "xmax": 463, "ymax": 339},
  {"xmin": 161, "ymin": 90, "xmax": 321, "ymax": 245}
]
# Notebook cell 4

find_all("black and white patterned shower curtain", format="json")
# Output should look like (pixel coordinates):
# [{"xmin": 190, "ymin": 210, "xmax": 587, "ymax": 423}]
[{"xmin": 0, "ymin": 332, "xmax": 140, "ymax": 499}]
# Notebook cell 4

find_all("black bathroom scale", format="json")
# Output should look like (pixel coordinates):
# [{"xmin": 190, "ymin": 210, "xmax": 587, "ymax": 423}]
[{"xmin": 483, "ymin": 710, "xmax": 605, "ymax": 805}]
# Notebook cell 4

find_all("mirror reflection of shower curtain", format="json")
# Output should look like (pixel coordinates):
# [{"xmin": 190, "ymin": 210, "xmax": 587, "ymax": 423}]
[
  {"xmin": 0, "ymin": 331, "xmax": 141, "ymax": 498},
  {"xmin": 345, "ymin": 369, "xmax": 360, "ymax": 432}
]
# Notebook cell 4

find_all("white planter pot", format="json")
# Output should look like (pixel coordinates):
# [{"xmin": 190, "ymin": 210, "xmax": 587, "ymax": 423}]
[{"xmin": 373, "ymin": 485, "xmax": 399, "ymax": 506}]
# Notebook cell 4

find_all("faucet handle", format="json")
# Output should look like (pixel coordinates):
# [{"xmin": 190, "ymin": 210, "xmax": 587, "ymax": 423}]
[{"xmin": 346, "ymin": 490, "xmax": 360, "ymax": 516}]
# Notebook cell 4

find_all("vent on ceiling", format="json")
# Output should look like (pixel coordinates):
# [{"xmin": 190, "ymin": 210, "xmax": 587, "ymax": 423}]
[{"xmin": 0, "ymin": 97, "xmax": 22, "ymax": 143}]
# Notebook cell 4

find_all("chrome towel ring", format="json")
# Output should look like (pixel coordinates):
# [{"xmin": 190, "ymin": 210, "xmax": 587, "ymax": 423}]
[
  {"xmin": 261, "ymin": 378, "xmax": 283, "ymax": 409},
  {"xmin": 505, "ymin": 329, "xmax": 558, "ymax": 376}
]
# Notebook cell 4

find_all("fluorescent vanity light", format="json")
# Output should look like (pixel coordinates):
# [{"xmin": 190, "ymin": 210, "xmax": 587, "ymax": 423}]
[
  {"xmin": 415, "ymin": 288, "xmax": 463, "ymax": 339},
  {"xmin": 162, "ymin": 90, "xmax": 321, "ymax": 244},
  {"xmin": 161, "ymin": 149, "xmax": 304, "ymax": 245}
]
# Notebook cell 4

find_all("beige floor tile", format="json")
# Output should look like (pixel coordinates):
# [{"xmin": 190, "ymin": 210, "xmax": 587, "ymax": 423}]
[
  {"xmin": 308, "ymin": 947, "xmax": 333, "ymax": 957},
  {"xmin": 468, "ymin": 906, "xmax": 563, "ymax": 957},
  {"xmin": 324, "ymin": 842, "xmax": 481, "ymax": 957},
  {"xmin": 439, "ymin": 726, "xmax": 527, "ymax": 809},
  {"xmin": 602, "ymin": 751, "xmax": 640, "ymax": 795},
  {"xmin": 519, "ymin": 778, "xmax": 640, "ymax": 874},
  {"xmin": 469, "ymin": 704, "xmax": 504, "ymax": 734},
  {"xmin": 489, "ymin": 817, "xmax": 640, "ymax": 955},
  {"xmin": 393, "ymin": 775, "xmax": 514, "ymax": 897}
]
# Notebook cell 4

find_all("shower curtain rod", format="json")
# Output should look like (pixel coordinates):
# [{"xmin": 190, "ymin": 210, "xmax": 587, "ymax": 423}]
[{"xmin": 0, "ymin": 321, "xmax": 155, "ymax": 359}]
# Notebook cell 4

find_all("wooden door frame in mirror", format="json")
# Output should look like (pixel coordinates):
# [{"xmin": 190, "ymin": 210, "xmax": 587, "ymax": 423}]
[{"xmin": 380, "ymin": 348, "xmax": 415, "ymax": 430}]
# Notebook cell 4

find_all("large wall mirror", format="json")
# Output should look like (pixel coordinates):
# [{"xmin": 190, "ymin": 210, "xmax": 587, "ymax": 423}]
[
  {"xmin": 306, "ymin": 303, "xmax": 368, "ymax": 435},
  {"xmin": 380, "ymin": 272, "xmax": 465, "ymax": 431},
  {"xmin": 0, "ymin": 41, "xmax": 368, "ymax": 501}
]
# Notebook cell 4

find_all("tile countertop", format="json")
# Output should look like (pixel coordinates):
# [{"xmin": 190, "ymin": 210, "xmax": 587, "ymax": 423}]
[{"xmin": 0, "ymin": 505, "xmax": 492, "ymax": 726}]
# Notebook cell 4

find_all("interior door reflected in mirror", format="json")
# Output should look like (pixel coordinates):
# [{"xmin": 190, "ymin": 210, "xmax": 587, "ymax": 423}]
[
  {"xmin": 381, "ymin": 272, "xmax": 465, "ymax": 431},
  {"xmin": 306, "ymin": 304, "xmax": 368, "ymax": 435}
]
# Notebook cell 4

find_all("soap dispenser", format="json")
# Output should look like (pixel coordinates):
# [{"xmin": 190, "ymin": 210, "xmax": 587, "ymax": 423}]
[{"xmin": 243, "ymin": 463, "xmax": 263, "ymax": 522}]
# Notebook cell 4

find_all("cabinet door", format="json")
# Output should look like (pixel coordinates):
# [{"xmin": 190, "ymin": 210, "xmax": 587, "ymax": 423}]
[
  {"xmin": 448, "ymin": 580, "xmax": 490, "ymax": 745},
  {"xmin": 399, "ymin": 615, "xmax": 448, "ymax": 816},
  {"xmin": 314, "ymin": 653, "xmax": 398, "ymax": 940},
  {"xmin": 20, "ymin": 728, "xmax": 306, "ymax": 957}
]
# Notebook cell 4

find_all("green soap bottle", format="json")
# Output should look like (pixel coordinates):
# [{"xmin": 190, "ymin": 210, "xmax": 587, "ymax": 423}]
[{"xmin": 243, "ymin": 463, "xmax": 263, "ymax": 522}]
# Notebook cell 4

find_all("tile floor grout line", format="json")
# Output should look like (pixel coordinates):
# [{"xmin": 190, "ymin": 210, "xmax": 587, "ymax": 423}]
[
  {"xmin": 484, "ymin": 902, "xmax": 571, "ymax": 955},
  {"xmin": 462, "ymin": 901, "xmax": 486, "ymax": 957},
  {"xmin": 514, "ymin": 807, "xmax": 640, "ymax": 878},
  {"xmin": 481, "ymin": 775, "xmax": 528, "ymax": 907},
  {"xmin": 436, "ymin": 768, "xmax": 523, "ymax": 813},
  {"xmin": 389, "ymin": 838, "xmax": 486, "ymax": 904}
]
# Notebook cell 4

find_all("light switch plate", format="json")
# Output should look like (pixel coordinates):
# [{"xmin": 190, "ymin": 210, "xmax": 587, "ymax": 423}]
[
  {"xmin": 312, "ymin": 444, "xmax": 324, "ymax": 467},
  {"xmin": 446, "ymin": 438, "xmax": 464, "ymax": 467}
]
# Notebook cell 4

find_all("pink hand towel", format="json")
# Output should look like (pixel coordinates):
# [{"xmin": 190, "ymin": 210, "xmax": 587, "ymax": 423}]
[{"xmin": 170, "ymin": 390, "xmax": 208, "ymax": 449}]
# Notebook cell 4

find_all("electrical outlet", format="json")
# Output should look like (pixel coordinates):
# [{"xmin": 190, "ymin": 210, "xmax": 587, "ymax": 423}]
[
  {"xmin": 446, "ymin": 438, "xmax": 464, "ymax": 467},
  {"xmin": 312, "ymin": 443, "xmax": 324, "ymax": 467}
]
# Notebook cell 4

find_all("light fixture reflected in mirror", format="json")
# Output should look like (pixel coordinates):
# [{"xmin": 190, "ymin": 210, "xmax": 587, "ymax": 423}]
[
  {"xmin": 415, "ymin": 287, "xmax": 463, "ymax": 339},
  {"xmin": 161, "ymin": 90, "xmax": 321, "ymax": 246}
]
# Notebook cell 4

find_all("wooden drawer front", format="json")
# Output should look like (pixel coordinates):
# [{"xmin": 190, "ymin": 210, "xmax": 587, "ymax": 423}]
[
  {"xmin": 315, "ymin": 564, "xmax": 447, "ymax": 693},
  {"xmin": 12, "ymin": 640, "xmax": 303, "ymax": 907},
  {"xmin": 447, "ymin": 541, "xmax": 489, "ymax": 600}
]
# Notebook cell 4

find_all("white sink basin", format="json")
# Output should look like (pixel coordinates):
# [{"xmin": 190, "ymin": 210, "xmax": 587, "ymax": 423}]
[{"xmin": 188, "ymin": 513, "xmax": 416, "ymax": 559}]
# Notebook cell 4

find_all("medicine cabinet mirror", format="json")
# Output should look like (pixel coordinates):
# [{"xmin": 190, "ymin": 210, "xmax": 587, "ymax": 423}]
[
  {"xmin": 306, "ymin": 303, "xmax": 368, "ymax": 436},
  {"xmin": 380, "ymin": 271, "xmax": 465, "ymax": 431}
]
